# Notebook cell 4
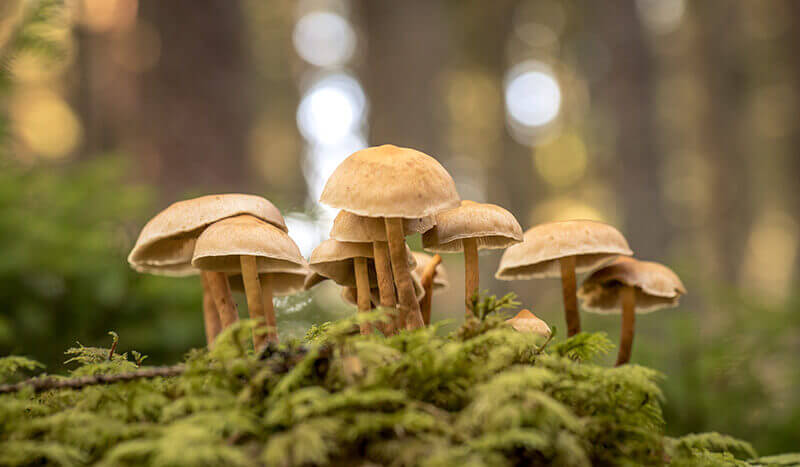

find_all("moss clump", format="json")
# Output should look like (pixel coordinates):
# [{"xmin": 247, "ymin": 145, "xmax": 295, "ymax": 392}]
[{"xmin": 0, "ymin": 308, "xmax": 795, "ymax": 466}]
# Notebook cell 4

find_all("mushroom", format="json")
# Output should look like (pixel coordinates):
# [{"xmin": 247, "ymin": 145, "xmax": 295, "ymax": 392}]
[
  {"xmin": 506, "ymin": 309, "xmax": 551, "ymax": 337},
  {"xmin": 341, "ymin": 272, "xmax": 426, "ymax": 312},
  {"xmin": 307, "ymin": 239, "xmax": 416, "ymax": 334},
  {"xmin": 192, "ymin": 215, "xmax": 307, "ymax": 348},
  {"xmin": 320, "ymin": 145, "xmax": 460, "ymax": 330},
  {"xmin": 423, "ymin": 200, "xmax": 522, "ymax": 317},
  {"xmin": 411, "ymin": 252, "xmax": 449, "ymax": 325},
  {"xmin": 495, "ymin": 220, "xmax": 632, "ymax": 337},
  {"xmin": 578, "ymin": 257, "xmax": 686, "ymax": 365},
  {"xmin": 128, "ymin": 194, "xmax": 287, "ymax": 348},
  {"xmin": 330, "ymin": 210, "xmax": 434, "ymax": 333}
]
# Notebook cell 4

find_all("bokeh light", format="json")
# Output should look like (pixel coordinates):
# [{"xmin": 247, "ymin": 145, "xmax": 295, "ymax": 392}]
[
  {"xmin": 297, "ymin": 72, "xmax": 367, "ymax": 146},
  {"xmin": 303, "ymin": 133, "xmax": 367, "ymax": 206},
  {"xmin": 636, "ymin": 0, "xmax": 685, "ymax": 34},
  {"xmin": 293, "ymin": 11, "xmax": 356, "ymax": 68},
  {"xmin": 285, "ymin": 212, "xmax": 326, "ymax": 259},
  {"xmin": 533, "ymin": 131, "xmax": 588, "ymax": 187},
  {"xmin": 12, "ymin": 89, "xmax": 82, "ymax": 159},
  {"xmin": 505, "ymin": 62, "xmax": 561, "ymax": 129}
]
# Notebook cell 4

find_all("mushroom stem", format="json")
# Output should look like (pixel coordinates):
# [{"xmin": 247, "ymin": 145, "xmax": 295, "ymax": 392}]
[
  {"xmin": 259, "ymin": 274, "xmax": 278, "ymax": 344},
  {"xmin": 384, "ymin": 217, "xmax": 425, "ymax": 330},
  {"xmin": 205, "ymin": 271, "xmax": 239, "ymax": 329},
  {"xmin": 240, "ymin": 255, "xmax": 267, "ymax": 350},
  {"xmin": 353, "ymin": 256, "xmax": 372, "ymax": 335},
  {"xmin": 559, "ymin": 256, "xmax": 581, "ymax": 337},
  {"xmin": 419, "ymin": 254, "xmax": 442, "ymax": 325},
  {"xmin": 615, "ymin": 285, "xmax": 636, "ymax": 366},
  {"xmin": 463, "ymin": 238, "xmax": 480, "ymax": 318},
  {"xmin": 201, "ymin": 272, "xmax": 222, "ymax": 348},
  {"xmin": 373, "ymin": 241, "xmax": 398, "ymax": 334}
]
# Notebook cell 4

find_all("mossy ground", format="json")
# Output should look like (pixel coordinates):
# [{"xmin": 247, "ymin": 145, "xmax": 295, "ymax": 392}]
[{"xmin": 0, "ymin": 306, "xmax": 797, "ymax": 467}]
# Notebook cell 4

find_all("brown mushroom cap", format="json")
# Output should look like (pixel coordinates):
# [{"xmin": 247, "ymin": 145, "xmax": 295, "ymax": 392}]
[
  {"xmin": 319, "ymin": 144, "xmax": 460, "ymax": 219},
  {"xmin": 495, "ymin": 220, "xmax": 633, "ymax": 280},
  {"xmin": 308, "ymin": 239, "xmax": 417, "ymax": 287},
  {"xmin": 422, "ymin": 200, "xmax": 523, "ymax": 253},
  {"xmin": 411, "ymin": 251, "xmax": 449, "ymax": 291},
  {"xmin": 577, "ymin": 257, "xmax": 687, "ymax": 314},
  {"xmin": 506, "ymin": 309, "xmax": 551, "ymax": 337},
  {"xmin": 330, "ymin": 210, "xmax": 434, "ymax": 242},
  {"xmin": 128, "ymin": 194, "xmax": 286, "ymax": 276},
  {"xmin": 191, "ymin": 215, "xmax": 306, "ymax": 273}
]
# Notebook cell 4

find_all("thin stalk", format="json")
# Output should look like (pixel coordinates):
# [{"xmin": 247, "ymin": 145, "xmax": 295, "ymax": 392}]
[
  {"xmin": 259, "ymin": 274, "xmax": 278, "ymax": 344},
  {"xmin": 201, "ymin": 272, "xmax": 222, "ymax": 348},
  {"xmin": 384, "ymin": 217, "xmax": 424, "ymax": 329},
  {"xmin": 615, "ymin": 285, "xmax": 637, "ymax": 366},
  {"xmin": 240, "ymin": 255, "xmax": 267, "ymax": 350},
  {"xmin": 463, "ymin": 238, "xmax": 479, "ymax": 318},
  {"xmin": 206, "ymin": 271, "xmax": 239, "ymax": 328},
  {"xmin": 354, "ymin": 256, "xmax": 372, "ymax": 335},
  {"xmin": 419, "ymin": 254, "xmax": 442, "ymax": 325},
  {"xmin": 559, "ymin": 256, "xmax": 580, "ymax": 337},
  {"xmin": 373, "ymin": 241, "xmax": 397, "ymax": 334}
]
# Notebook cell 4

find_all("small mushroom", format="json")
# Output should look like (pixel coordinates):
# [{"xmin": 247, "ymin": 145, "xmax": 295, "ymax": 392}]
[
  {"xmin": 411, "ymin": 252, "xmax": 449, "ymax": 325},
  {"xmin": 423, "ymin": 200, "xmax": 522, "ymax": 317},
  {"xmin": 128, "ymin": 194, "xmax": 287, "ymax": 348},
  {"xmin": 308, "ymin": 239, "xmax": 416, "ymax": 334},
  {"xmin": 495, "ymin": 220, "xmax": 632, "ymax": 337},
  {"xmin": 578, "ymin": 257, "xmax": 686, "ymax": 365},
  {"xmin": 192, "ymin": 215, "xmax": 307, "ymax": 349},
  {"xmin": 506, "ymin": 309, "xmax": 551, "ymax": 337},
  {"xmin": 320, "ymin": 145, "xmax": 460, "ymax": 330},
  {"xmin": 330, "ymin": 210, "xmax": 433, "ymax": 333}
]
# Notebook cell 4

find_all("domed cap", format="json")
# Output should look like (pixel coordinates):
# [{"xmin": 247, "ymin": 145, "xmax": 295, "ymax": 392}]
[
  {"xmin": 128, "ymin": 194, "xmax": 286, "ymax": 276},
  {"xmin": 495, "ymin": 220, "xmax": 632, "ymax": 280},
  {"xmin": 411, "ymin": 251, "xmax": 449, "ymax": 291},
  {"xmin": 319, "ymin": 145, "xmax": 460, "ymax": 219},
  {"xmin": 422, "ymin": 200, "xmax": 523, "ymax": 253},
  {"xmin": 330, "ymin": 210, "xmax": 434, "ymax": 242},
  {"xmin": 227, "ymin": 263, "xmax": 309, "ymax": 296},
  {"xmin": 308, "ymin": 239, "xmax": 415, "ymax": 287},
  {"xmin": 578, "ymin": 257, "xmax": 687, "ymax": 314},
  {"xmin": 506, "ymin": 309, "xmax": 551, "ymax": 337},
  {"xmin": 191, "ymin": 215, "xmax": 305, "ymax": 273}
]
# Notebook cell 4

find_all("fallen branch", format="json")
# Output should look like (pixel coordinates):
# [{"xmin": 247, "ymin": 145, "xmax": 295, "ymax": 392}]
[{"xmin": 0, "ymin": 365, "xmax": 185, "ymax": 395}]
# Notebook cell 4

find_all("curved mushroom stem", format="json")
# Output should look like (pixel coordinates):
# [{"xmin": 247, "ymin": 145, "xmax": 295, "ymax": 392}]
[
  {"xmin": 385, "ymin": 217, "xmax": 425, "ymax": 330},
  {"xmin": 240, "ymin": 255, "xmax": 267, "ymax": 350},
  {"xmin": 201, "ymin": 272, "xmax": 222, "ymax": 348},
  {"xmin": 205, "ymin": 271, "xmax": 239, "ymax": 329},
  {"xmin": 559, "ymin": 256, "xmax": 580, "ymax": 337},
  {"xmin": 259, "ymin": 274, "xmax": 278, "ymax": 344},
  {"xmin": 372, "ymin": 241, "xmax": 397, "ymax": 334},
  {"xmin": 463, "ymin": 238, "xmax": 479, "ymax": 318},
  {"xmin": 419, "ymin": 254, "xmax": 442, "ymax": 325},
  {"xmin": 353, "ymin": 256, "xmax": 372, "ymax": 335},
  {"xmin": 615, "ymin": 285, "xmax": 637, "ymax": 366}
]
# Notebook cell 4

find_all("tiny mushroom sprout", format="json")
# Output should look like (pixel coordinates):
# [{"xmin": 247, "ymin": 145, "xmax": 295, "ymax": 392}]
[
  {"xmin": 308, "ymin": 239, "xmax": 416, "ymax": 335},
  {"xmin": 127, "ymin": 194, "xmax": 287, "ymax": 348},
  {"xmin": 330, "ymin": 210, "xmax": 434, "ymax": 333},
  {"xmin": 578, "ymin": 257, "xmax": 686, "ymax": 366},
  {"xmin": 320, "ymin": 144, "xmax": 460, "ymax": 330},
  {"xmin": 192, "ymin": 215, "xmax": 307, "ymax": 349},
  {"xmin": 495, "ymin": 220, "xmax": 632, "ymax": 337},
  {"xmin": 411, "ymin": 251, "xmax": 450, "ymax": 325},
  {"xmin": 423, "ymin": 200, "xmax": 523, "ymax": 318},
  {"xmin": 506, "ymin": 309, "xmax": 551, "ymax": 338}
]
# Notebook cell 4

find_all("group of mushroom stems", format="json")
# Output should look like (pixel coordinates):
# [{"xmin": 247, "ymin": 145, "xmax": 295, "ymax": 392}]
[{"xmin": 128, "ymin": 145, "xmax": 685, "ymax": 366}]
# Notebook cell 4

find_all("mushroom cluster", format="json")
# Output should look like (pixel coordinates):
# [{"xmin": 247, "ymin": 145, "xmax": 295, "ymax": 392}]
[{"xmin": 127, "ymin": 144, "xmax": 685, "ymax": 366}]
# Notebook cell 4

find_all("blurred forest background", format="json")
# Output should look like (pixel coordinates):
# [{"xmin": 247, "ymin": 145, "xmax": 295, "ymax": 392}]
[{"xmin": 0, "ymin": 0, "xmax": 798, "ymax": 456}]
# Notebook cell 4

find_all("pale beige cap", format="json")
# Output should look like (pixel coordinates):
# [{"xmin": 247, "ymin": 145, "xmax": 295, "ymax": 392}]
[
  {"xmin": 506, "ymin": 309, "xmax": 551, "ymax": 337},
  {"xmin": 330, "ymin": 210, "xmax": 434, "ymax": 242},
  {"xmin": 308, "ymin": 239, "xmax": 416, "ymax": 287},
  {"xmin": 191, "ymin": 215, "xmax": 306, "ymax": 273},
  {"xmin": 495, "ymin": 220, "xmax": 633, "ymax": 280},
  {"xmin": 422, "ymin": 200, "xmax": 523, "ymax": 253},
  {"xmin": 411, "ymin": 251, "xmax": 449, "ymax": 292},
  {"xmin": 128, "ymin": 194, "xmax": 286, "ymax": 276},
  {"xmin": 319, "ymin": 144, "xmax": 460, "ymax": 219},
  {"xmin": 578, "ymin": 257, "xmax": 687, "ymax": 314}
]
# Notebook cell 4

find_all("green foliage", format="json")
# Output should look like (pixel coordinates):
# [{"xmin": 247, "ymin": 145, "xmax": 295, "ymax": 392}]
[
  {"xmin": 0, "ymin": 314, "xmax": 774, "ymax": 466},
  {"xmin": 0, "ymin": 355, "xmax": 43, "ymax": 382},
  {"xmin": 469, "ymin": 290, "xmax": 520, "ymax": 321}
]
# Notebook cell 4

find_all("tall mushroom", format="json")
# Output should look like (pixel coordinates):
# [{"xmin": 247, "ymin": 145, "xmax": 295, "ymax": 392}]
[
  {"xmin": 495, "ymin": 220, "xmax": 632, "ymax": 337},
  {"xmin": 192, "ymin": 215, "xmax": 307, "ymax": 348},
  {"xmin": 128, "ymin": 194, "xmax": 287, "ymax": 348},
  {"xmin": 307, "ymin": 239, "xmax": 416, "ymax": 335},
  {"xmin": 578, "ymin": 257, "xmax": 686, "ymax": 365},
  {"xmin": 330, "ymin": 210, "xmax": 433, "ymax": 332},
  {"xmin": 319, "ymin": 145, "xmax": 460, "ymax": 330},
  {"xmin": 506, "ymin": 309, "xmax": 551, "ymax": 337},
  {"xmin": 411, "ymin": 251, "xmax": 449, "ymax": 325},
  {"xmin": 423, "ymin": 200, "xmax": 523, "ymax": 318}
]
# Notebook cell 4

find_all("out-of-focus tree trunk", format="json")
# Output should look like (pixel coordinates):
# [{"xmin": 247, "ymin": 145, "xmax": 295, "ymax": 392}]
[
  {"xmin": 593, "ymin": 1, "xmax": 668, "ymax": 261},
  {"xmin": 790, "ymin": 2, "xmax": 800, "ymax": 276}
]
